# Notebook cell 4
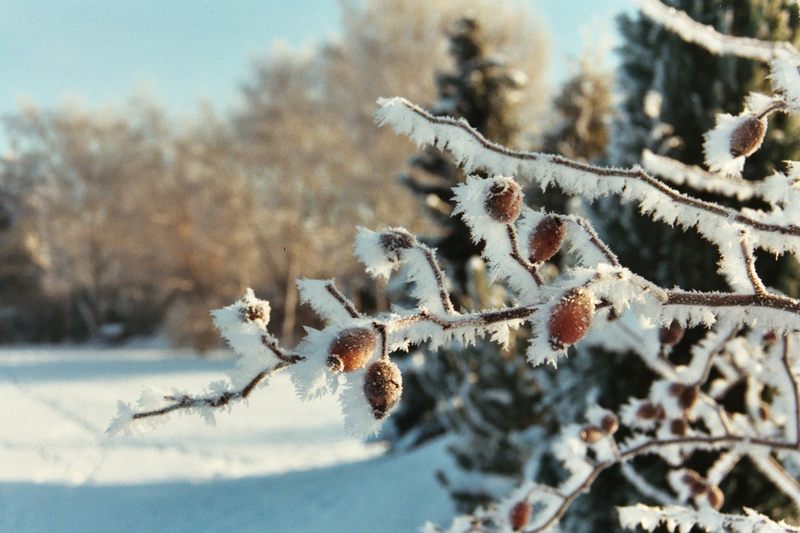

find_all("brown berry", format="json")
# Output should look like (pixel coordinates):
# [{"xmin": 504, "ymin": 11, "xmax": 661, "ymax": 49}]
[
  {"xmin": 659, "ymin": 320, "xmax": 684, "ymax": 346},
  {"xmin": 579, "ymin": 425, "xmax": 605, "ymax": 444},
  {"xmin": 637, "ymin": 402, "xmax": 665, "ymax": 420},
  {"xmin": 328, "ymin": 327, "xmax": 376, "ymax": 373},
  {"xmin": 379, "ymin": 230, "xmax": 414, "ymax": 262},
  {"xmin": 670, "ymin": 419, "xmax": 688, "ymax": 436},
  {"xmin": 678, "ymin": 385, "xmax": 699, "ymax": 411},
  {"xmin": 730, "ymin": 115, "xmax": 766, "ymax": 158},
  {"xmin": 484, "ymin": 179, "xmax": 523, "ymax": 223},
  {"xmin": 601, "ymin": 413, "xmax": 619, "ymax": 435},
  {"xmin": 547, "ymin": 288, "xmax": 594, "ymax": 348},
  {"xmin": 508, "ymin": 500, "xmax": 531, "ymax": 531},
  {"xmin": 707, "ymin": 485, "xmax": 725, "ymax": 510},
  {"xmin": 528, "ymin": 216, "xmax": 566, "ymax": 263},
  {"xmin": 363, "ymin": 359, "xmax": 403, "ymax": 419}
]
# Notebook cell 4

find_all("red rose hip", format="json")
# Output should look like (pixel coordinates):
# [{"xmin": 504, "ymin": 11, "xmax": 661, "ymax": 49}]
[
  {"xmin": 547, "ymin": 288, "xmax": 594, "ymax": 348},
  {"xmin": 327, "ymin": 327, "xmax": 376, "ymax": 373}
]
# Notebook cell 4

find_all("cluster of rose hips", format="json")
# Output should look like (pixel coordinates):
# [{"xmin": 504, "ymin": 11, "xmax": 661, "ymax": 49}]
[{"xmin": 327, "ymin": 327, "xmax": 402, "ymax": 420}]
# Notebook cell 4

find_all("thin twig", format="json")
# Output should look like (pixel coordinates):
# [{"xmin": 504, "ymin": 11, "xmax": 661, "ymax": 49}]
[{"xmin": 325, "ymin": 281, "xmax": 362, "ymax": 319}]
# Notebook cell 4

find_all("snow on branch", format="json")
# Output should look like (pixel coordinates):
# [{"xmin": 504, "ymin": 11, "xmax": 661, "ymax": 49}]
[
  {"xmin": 375, "ymin": 97, "xmax": 800, "ymax": 264},
  {"xmin": 634, "ymin": 0, "xmax": 800, "ymax": 62},
  {"xmin": 618, "ymin": 504, "xmax": 800, "ymax": 532},
  {"xmin": 642, "ymin": 149, "xmax": 758, "ymax": 202}
]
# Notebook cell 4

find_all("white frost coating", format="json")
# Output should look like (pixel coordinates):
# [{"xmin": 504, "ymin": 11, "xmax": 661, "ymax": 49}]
[
  {"xmin": 339, "ymin": 369, "xmax": 383, "ymax": 437},
  {"xmin": 297, "ymin": 278, "xmax": 357, "ymax": 325},
  {"xmin": 771, "ymin": 57, "xmax": 800, "ymax": 109},
  {"xmin": 750, "ymin": 452, "xmax": 800, "ymax": 508},
  {"xmin": 288, "ymin": 326, "xmax": 341, "ymax": 399},
  {"xmin": 703, "ymin": 113, "xmax": 756, "ymax": 177},
  {"xmin": 746, "ymin": 92, "xmax": 782, "ymax": 116},
  {"xmin": 402, "ymin": 245, "xmax": 453, "ymax": 314},
  {"xmin": 760, "ymin": 165, "xmax": 800, "ymax": 216},
  {"xmin": 452, "ymin": 175, "xmax": 539, "ymax": 300},
  {"xmin": 634, "ymin": 0, "xmax": 800, "ymax": 62},
  {"xmin": 642, "ymin": 149, "xmax": 756, "ymax": 201},
  {"xmin": 618, "ymin": 504, "xmax": 800, "ymax": 533},
  {"xmin": 706, "ymin": 451, "xmax": 741, "ymax": 486}
]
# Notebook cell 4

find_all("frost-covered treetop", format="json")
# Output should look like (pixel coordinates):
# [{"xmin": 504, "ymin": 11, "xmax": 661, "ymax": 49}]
[{"xmin": 112, "ymin": 1, "xmax": 800, "ymax": 531}]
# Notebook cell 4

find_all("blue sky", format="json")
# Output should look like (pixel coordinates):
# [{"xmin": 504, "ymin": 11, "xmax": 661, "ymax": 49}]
[{"xmin": 0, "ymin": 0, "xmax": 633, "ymax": 137}]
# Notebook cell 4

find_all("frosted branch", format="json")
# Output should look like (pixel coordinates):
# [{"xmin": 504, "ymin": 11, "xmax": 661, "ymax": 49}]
[
  {"xmin": 618, "ymin": 504, "xmax": 800, "ymax": 532},
  {"xmin": 634, "ymin": 0, "xmax": 800, "ymax": 62},
  {"xmin": 375, "ymin": 97, "xmax": 800, "ymax": 262}
]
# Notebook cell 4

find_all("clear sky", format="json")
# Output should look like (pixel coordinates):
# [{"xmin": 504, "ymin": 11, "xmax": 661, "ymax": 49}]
[{"xmin": 0, "ymin": 0, "xmax": 633, "ymax": 140}]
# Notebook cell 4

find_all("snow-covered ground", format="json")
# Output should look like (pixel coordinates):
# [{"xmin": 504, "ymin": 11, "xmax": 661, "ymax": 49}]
[{"xmin": 0, "ymin": 346, "xmax": 454, "ymax": 532}]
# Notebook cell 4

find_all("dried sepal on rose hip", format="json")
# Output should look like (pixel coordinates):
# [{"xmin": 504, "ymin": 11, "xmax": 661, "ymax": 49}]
[
  {"xmin": 363, "ymin": 359, "xmax": 402, "ymax": 419},
  {"xmin": 729, "ymin": 114, "xmax": 766, "ymax": 158},
  {"xmin": 327, "ymin": 327, "xmax": 376, "ymax": 373},
  {"xmin": 528, "ymin": 216, "xmax": 566, "ymax": 264},
  {"xmin": 508, "ymin": 500, "xmax": 531, "ymax": 531},
  {"xmin": 237, "ymin": 290, "xmax": 270, "ymax": 325},
  {"xmin": 547, "ymin": 287, "xmax": 595, "ymax": 348},
  {"xmin": 484, "ymin": 177, "xmax": 523, "ymax": 223}
]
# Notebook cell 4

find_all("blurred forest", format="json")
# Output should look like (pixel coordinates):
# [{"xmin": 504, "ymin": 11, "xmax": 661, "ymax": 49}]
[{"xmin": 0, "ymin": 0, "xmax": 600, "ymax": 349}]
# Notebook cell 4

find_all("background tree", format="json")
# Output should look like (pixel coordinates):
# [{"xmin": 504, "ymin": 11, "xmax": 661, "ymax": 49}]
[{"xmin": 234, "ymin": 0, "xmax": 550, "ymax": 343}]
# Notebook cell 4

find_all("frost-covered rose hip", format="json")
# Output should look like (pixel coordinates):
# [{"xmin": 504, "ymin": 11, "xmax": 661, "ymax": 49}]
[
  {"xmin": 601, "ymin": 413, "xmax": 619, "ymax": 434},
  {"xmin": 579, "ymin": 425, "xmax": 605, "ymax": 444},
  {"xmin": 363, "ymin": 359, "xmax": 402, "ymax": 419},
  {"xmin": 729, "ymin": 115, "xmax": 766, "ymax": 157},
  {"xmin": 547, "ymin": 288, "xmax": 594, "ymax": 348},
  {"xmin": 508, "ymin": 500, "xmax": 531, "ymax": 531},
  {"xmin": 327, "ymin": 327, "xmax": 376, "ymax": 373},
  {"xmin": 484, "ymin": 178, "xmax": 523, "ymax": 223},
  {"xmin": 528, "ymin": 216, "xmax": 566, "ymax": 263}
]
